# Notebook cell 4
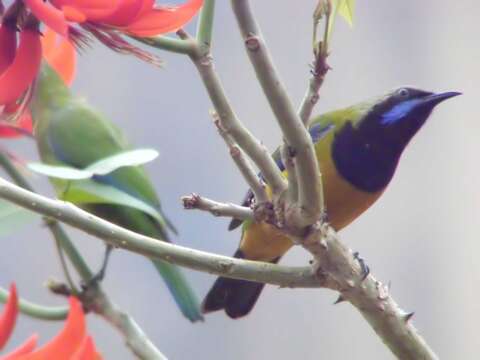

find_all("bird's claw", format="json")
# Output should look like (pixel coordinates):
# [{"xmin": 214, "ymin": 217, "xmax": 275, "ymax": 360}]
[
  {"xmin": 82, "ymin": 245, "xmax": 113, "ymax": 290},
  {"xmin": 353, "ymin": 251, "xmax": 370, "ymax": 281}
]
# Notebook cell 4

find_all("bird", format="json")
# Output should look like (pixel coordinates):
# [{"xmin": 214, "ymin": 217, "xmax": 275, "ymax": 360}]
[
  {"xmin": 202, "ymin": 87, "xmax": 460, "ymax": 319},
  {"xmin": 30, "ymin": 63, "xmax": 203, "ymax": 322}
]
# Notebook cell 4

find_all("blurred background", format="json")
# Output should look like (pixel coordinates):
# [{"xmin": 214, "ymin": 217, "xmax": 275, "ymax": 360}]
[{"xmin": 1, "ymin": 0, "xmax": 478, "ymax": 358}]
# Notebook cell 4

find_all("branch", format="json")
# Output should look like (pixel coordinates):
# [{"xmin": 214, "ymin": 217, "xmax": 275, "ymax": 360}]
[
  {"xmin": 302, "ymin": 225, "xmax": 439, "ymax": 360},
  {"xmin": 182, "ymin": 193, "xmax": 253, "ymax": 221},
  {"xmin": 212, "ymin": 111, "xmax": 268, "ymax": 203},
  {"xmin": 132, "ymin": 35, "xmax": 194, "ymax": 55},
  {"xmin": 0, "ymin": 156, "xmax": 166, "ymax": 360},
  {"xmin": 298, "ymin": 2, "xmax": 332, "ymax": 126},
  {"xmin": 85, "ymin": 287, "xmax": 167, "ymax": 360},
  {"xmin": 196, "ymin": 0, "xmax": 216, "ymax": 47},
  {"xmin": 0, "ymin": 176, "xmax": 319, "ymax": 288},
  {"xmin": 132, "ymin": 10, "xmax": 438, "ymax": 357},
  {"xmin": 0, "ymin": 286, "xmax": 68, "ymax": 321},
  {"xmin": 175, "ymin": 30, "xmax": 287, "ymax": 197},
  {"xmin": 298, "ymin": 51, "xmax": 330, "ymax": 126},
  {"xmin": 0, "ymin": 175, "xmax": 437, "ymax": 358},
  {"xmin": 231, "ymin": 0, "xmax": 323, "ymax": 226}
]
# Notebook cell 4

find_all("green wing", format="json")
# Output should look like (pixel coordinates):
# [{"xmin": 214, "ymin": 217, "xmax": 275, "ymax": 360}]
[{"xmin": 32, "ymin": 65, "xmax": 202, "ymax": 321}]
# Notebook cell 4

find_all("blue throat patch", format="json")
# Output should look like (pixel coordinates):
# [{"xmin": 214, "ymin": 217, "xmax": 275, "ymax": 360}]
[{"xmin": 381, "ymin": 98, "xmax": 423, "ymax": 125}]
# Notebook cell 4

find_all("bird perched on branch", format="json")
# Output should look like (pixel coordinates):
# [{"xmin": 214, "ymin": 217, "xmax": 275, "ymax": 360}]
[
  {"xmin": 30, "ymin": 64, "xmax": 203, "ymax": 322},
  {"xmin": 203, "ymin": 87, "xmax": 460, "ymax": 318}
]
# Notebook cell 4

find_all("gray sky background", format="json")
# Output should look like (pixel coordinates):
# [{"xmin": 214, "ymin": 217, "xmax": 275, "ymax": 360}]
[{"xmin": 1, "ymin": 1, "xmax": 478, "ymax": 359}]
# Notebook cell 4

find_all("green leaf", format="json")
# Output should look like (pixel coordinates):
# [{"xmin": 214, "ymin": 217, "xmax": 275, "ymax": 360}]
[
  {"xmin": 338, "ymin": 0, "xmax": 355, "ymax": 26},
  {"xmin": 86, "ymin": 149, "xmax": 159, "ymax": 176},
  {"xmin": 61, "ymin": 180, "xmax": 167, "ymax": 228},
  {"xmin": 0, "ymin": 199, "xmax": 38, "ymax": 237},
  {"xmin": 28, "ymin": 149, "xmax": 159, "ymax": 180},
  {"xmin": 27, "ymin": 163, "xmax": 92, "ymax": 180},
  {"xmin": 327, "ymin": 0, "xmax": 356, "ymax": 40}
]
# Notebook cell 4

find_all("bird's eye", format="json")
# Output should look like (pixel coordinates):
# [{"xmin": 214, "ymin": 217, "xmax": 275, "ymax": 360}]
[{"xmin": 397, "ymin": 88, "xmax": 409, "ymax": 98}]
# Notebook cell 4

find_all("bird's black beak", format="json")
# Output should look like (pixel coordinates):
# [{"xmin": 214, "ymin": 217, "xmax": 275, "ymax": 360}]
[{"xmin": 421, "ymin": 91, "xmax": 462, "ymax": 107}]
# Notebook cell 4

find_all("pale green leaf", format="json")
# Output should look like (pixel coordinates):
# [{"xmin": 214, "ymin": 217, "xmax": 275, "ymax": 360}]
[
  {"xmin": 61, "ymin": 180, "xmax": 167, "ymax": 227},
  {"xmin": 338, "ymin": 0, "xmax": 355, "ymax": 26},
  {"xmin": 86, "ymin": 149, "xmax": 159, "ymax": 176},
  {"xmin": 28, "ymin": 149, "xmax": 159, "ymax": 181},
  {"xmin": 28, "ymin": 163, "xmax": 92, "ymax": 180},
  {"xmin": 327, "ymin": 0, "xmax": 356, "ymax": 40},
  {"xmin": 0, "ymin": 199, "xmax": 38, "ymax": 237}
]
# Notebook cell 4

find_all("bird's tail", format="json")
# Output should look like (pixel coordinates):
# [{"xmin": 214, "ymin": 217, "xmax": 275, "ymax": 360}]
[
  {"xmin": 151, "ymin": 259, "xmax": 204, "ymax": 322},
  {"xmin": 202, "ymin": 250, "xmax": 280, "ymax": 319}
]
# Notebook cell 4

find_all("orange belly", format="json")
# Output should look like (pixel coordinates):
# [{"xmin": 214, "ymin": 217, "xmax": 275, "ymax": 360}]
[{"xmin": 239, "ymin": 146, "xmax": 383, "ymax": 262}]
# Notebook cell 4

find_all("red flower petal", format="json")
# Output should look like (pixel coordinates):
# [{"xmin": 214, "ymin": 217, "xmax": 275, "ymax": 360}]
[
  {"xmin": 0, "ymin": 29, "xmax": 42, "ymax": 105},
  {"xmin": 1, "ymin": 334, "xmax": 38, "ymax": 359},
  {"xmin": 16, "ymin": 297, "xmax": 86, "ymax": 360},
  {"xmin": 41, "ymin": 28, "xmax": 77, "ymax": 86},
  {"xmin": 0, "ymin": 284, "xmax": 18, "ymax": 351},
  {"xmin": 0, "ymin": 24, "xmax": 17, "ymax": 75},
  {"xmin": 125, "ymin": 0, "xmax": 203, "ymax": 36},
  {"xmin": 62, "ymin": 6, "xmax": 88, "ymax": 23},
  {"xmin": 40, "ymin": 25, "xmax": 56, "ymax": 52},
  {"xmin": 135, "ymin": 0, "xmax": 155, "ymax": 19},
  {"xmin": 52, "ymin": 0, "xmax": 118, "ymax": 9},
  {"xmin": 70, "ymin": 6, "xmax": 120, "ymax": 22},
  {"xmin": 24, "ymin": 0, "xmax": 69, "ymax": 37},
  {"xmin": 101, "ymin": 0, "xmax": 144, "ymax": 26},
  {"xmin": 0, "ymin": 112, "xmax": 33, "ymax": 138},
  {"xmin": 70, "ymin": 336, "xmax": 102, "ymax": 360},
  {"xmin": 19, "ymin": 113, "xmax": 34, "ymax": 135},
  {"xmin": 54, "ymin": 0, "xmax": 120, "ymax": 22}
]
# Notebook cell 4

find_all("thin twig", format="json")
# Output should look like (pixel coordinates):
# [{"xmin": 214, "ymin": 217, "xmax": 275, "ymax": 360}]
[
  {"xmin": 176, "ymin": 30, "xmax": 287, "ymax": 197},
  {"xmin": 212, "ymin": 110, "xmax": 268, "ymax": 203},
  {"xmin": 299, "ymin": 2, "xmax": 332, "ymax": 127},
  {"xmin": 196, "ymin": 0, "xmax": 216, "ymax": 48},
  {"xmin": 132, "ymin": 35, "xmax": 194, "ymax": 55},
  {"xmin": 298, "ymin": 53, "xmax": 330, "ymax": 127},
  {"xmin": 231, "ymin": 0, "xmax": 323, "ymax": 228},
  {"xmin": 0, "ymin": 286, "xmax": 68, "ymax": 321},
  {"xmin": 0, "ymin": 176, "xmax": 320, "ymax": 288},
  {"xmin": 182, "ymin": 193, "xmax": 253, "ymax": 221}
]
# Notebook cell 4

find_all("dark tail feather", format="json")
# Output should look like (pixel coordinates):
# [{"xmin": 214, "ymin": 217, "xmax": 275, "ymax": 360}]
[{"xmin": 202, "ymin": 250, "xmax": 279, "ymax": 319}]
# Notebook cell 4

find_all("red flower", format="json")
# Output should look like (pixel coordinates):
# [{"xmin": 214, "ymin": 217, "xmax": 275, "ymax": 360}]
[
  {"xmin": 24, "ymin": 0, "xmax": 204, "ymax": 36},
  {"xmin": 0, "ymin": 284, "xmax": 102, "ymax": 360},
  {"xmin": 0, "ymin": 0, "xmax": 202, "ymax": 132},
  {"xmin": 0, "ymin": 24, "xmax": 76, "ymax": 139},
  {"xmin": 0, "ymin": 113, "xmax": 33, "ymax": 138}
]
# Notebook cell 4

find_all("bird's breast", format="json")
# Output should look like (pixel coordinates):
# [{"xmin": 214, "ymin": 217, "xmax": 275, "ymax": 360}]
[{"xmin": 320, "ymin": 151, "xmax": 384, "ymax": 230}]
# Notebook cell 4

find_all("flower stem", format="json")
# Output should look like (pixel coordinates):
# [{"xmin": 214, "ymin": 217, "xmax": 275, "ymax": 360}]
[
  {"xmin": 0, "ymin": 286, "xmax": 68, "ymax": 321},
  {"xmin": 132, "ymin": 35, "xmax": 194, "ymax": 55}
]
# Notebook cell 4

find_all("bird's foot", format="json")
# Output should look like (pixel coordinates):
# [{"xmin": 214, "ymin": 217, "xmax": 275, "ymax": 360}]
[
  {"xmin": 253, "ymin": 201, "xmax": 275, "ymax": 224},
  {"xmin": 82, "ymin": 246, "xmax": 113, "ymax": 290},
  {"xmin": 353, "ymin": 251, "xmax": 370, "ymax": 281}
]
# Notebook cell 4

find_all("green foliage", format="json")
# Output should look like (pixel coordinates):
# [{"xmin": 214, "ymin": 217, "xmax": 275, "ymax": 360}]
[
  {"xmin": 326, "ymin": 0, "xmax": 356, "ymax": 41},
  {"xmin": 337, "ymin": 0, "xmax": 355, "ymax": 26},
  {"xmin": 27, "ymin": 148, "xmax": 166, "ymax": 226},
  {"xmin": 60, "ymin": 180, "xmax": 168, "ymax": 228},
  {"xmin": 28, "ymin": 149, "xmax": 159, "ymax": 180},
  {"xmin": 28, "ymin": 163, "xmax": 92, "ymax": 180}
]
